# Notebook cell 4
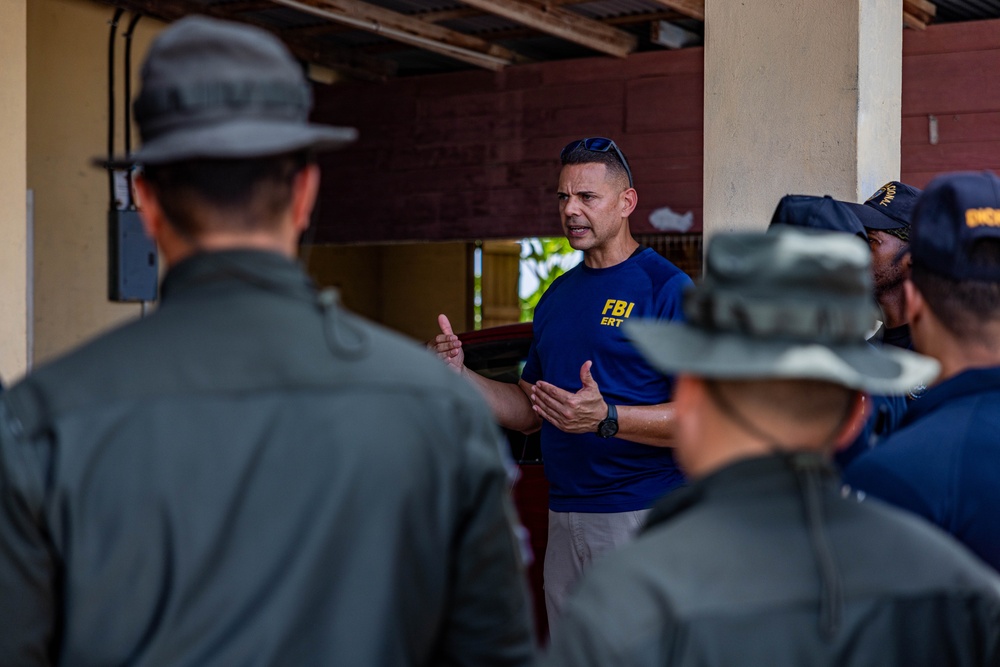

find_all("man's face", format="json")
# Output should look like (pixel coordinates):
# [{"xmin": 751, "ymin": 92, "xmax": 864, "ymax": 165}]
[
  {"xmin": 557, "ymin": 162, "xmax": 628, "ymax": 253},
  {"xmin": 867, "ymin": 230, "xmax": 909, "ymax": 297}
]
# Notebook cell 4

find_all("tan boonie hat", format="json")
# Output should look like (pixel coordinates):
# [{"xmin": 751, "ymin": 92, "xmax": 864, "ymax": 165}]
[{"xmin": 625, "ymin": 227, "xmax": 938, "ymax": 394}]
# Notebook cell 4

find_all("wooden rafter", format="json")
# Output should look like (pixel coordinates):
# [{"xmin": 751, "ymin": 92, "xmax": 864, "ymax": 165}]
[
  {"xmin": 272, "ymin": 0, "xmax": 525, "ymax": 70},
  {"xmin": 356, "ymin": 9, "xmax": 688, "ymax": 54},
  {"xmin": 211, "ymin": 1, "xmax": 274, "ymax": 13},
  {"xmin": 418, "ymin": 1, "xmax": 682, "ymax": 25},
  {"xmin": 96, "ymin": 0, "xmax": 397, "ymax": 80},
  {"xmin": 454, "ymin": 0, "xmax": 637, "ymax": 57},
  {"xmin": 646, "ymin": 0, "xmax": 703, "ymax": 22},
  {"xmin": 604, "ymin": 10, "xmax": 685, "ymax": 26},
  {"xmin": 282, "ymin": 2, "xmax": 682, "ymax": 34},
  {"xmin": 903, "ymin": 0, "xmax": 936, "ymax": 29}
]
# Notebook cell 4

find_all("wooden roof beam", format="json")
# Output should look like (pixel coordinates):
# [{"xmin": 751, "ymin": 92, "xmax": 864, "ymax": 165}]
[
  {"xmin": 96, "ymin": 0, "xmax": 397, "ymax": 80},
  {"xmin": 272, "ymin": 0, "xmax": 525, "ymax": 70},
  {"xmin": 455, "ymin": 0, "xmax": 637, "ymax": 57},
  {"xmin": 211, "ymin": 1, "xmax": 275, "ymax": 13},
  {"xmin": 416, "ymin": 1, "xmax": 683, "ymax": 24},
  {"xmin": 646, "ymin": 0, "xmax": 703, "ymax": 22},
  {"xmin": 904, "ymin": 0, "xmax": 936, "ymax": 28},
  {"xmin": 359, "ymin": 9, "xmax": 688, "ymax": 53}
]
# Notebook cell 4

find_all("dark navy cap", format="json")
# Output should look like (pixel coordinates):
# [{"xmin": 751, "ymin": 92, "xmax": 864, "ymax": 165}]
[
  {"xmin": 847, "ymin": 181, "xmax": 921, "ymax": 231},
  {"xmin": 911, "ymin": 171, "xmax": 1000, "ymax": 281},
  {"xmin": 769, "ymin": 195, "xmax": 867, "ymax": 240}
]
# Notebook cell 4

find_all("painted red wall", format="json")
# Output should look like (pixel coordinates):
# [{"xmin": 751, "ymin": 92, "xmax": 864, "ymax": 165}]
[
  {"xmin": 312, "ymin": 49, "xmax": 703, "ymax": 244},
  {"xmin": 311, "ymin": 18, "xmax": 1000, "ymax": 244},
  {"xmin": 901, "ymin": 19, "xmax": 1000, "ymax": 188}
]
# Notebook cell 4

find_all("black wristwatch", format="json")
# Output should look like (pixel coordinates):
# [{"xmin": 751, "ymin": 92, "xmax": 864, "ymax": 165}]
[{"xmin": 596, "ymin": 403, "xmax": 619, "ymax": 439}]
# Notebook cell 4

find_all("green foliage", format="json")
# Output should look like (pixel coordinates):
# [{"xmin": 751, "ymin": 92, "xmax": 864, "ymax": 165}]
[{"xmin": 520, "ymin": 237, "xmax": 579, "ymax": 322}]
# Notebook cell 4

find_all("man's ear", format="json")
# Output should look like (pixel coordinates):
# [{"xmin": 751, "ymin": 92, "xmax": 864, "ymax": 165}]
[
  {"xmin": 832, "ymin": 391, "xmax": 868, "ymax": 452},
  {"xmin": 620, "ymin": 187, "xmax": 638, "ymax": 219},
  {"xmin": 133, "ymin": 174, "xmax": 163, "ymax": 242},
  {"xmin": 290, "ymin": 164, "xmax": 321, "ymax": 235},
  {"xmin": 904, "ymin": 278, "xmax": 924, "ymax": 326},
  {"xmin": 673, "ymin": 374, "xmax": 704, "ymax": 435},
  {"xmin": 900, "ymin": 249, "xmax": 912, "ymax": 278},
  {"xmin": 674, "ymin": 374, "xmax": 698, "ymax": 410}
]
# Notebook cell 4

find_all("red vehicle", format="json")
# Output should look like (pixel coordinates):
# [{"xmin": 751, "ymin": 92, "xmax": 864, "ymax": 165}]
[{"xmin": 457, "ymin": 323, "xmax": 550, "ymax": 640}]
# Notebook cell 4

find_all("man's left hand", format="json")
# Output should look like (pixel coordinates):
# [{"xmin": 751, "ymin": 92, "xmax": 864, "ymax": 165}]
[{"xmin": 530, "ymin": 361, "xmax": 608, "ymax": 434}]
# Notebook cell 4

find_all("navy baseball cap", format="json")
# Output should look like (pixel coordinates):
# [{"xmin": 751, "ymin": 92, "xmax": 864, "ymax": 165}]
[
  {"xmin": 847, "ymin": 181, "xmax": 921, "ymax": 231},
  {"xmin": 769, "ymin": 195, "xmax": 867, "ymax": 240},
  {"xmin": 910, "ymin": 171, "xmax": 1000, "ymax": 281}
]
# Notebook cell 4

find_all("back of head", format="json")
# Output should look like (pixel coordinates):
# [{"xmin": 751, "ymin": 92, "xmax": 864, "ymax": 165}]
[
  {"xmin": 909, "ymin": 171, "xmax": 1000, "ymax": 340},
  {"xmin": 141, "ymin": 153, "xmax": 310, "ymax": 236}
]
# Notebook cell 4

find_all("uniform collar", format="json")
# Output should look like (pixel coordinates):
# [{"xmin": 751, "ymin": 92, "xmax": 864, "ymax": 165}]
[
  {"xmin": 643, "ymin": 451, "xmax": 845, "ymax": 637},
  {"xmin": 160, "ymin": 250, "xmax": 316, "ymax": 304},
  {"xmin": 902, "ymin": 366, "xmax": 1000, "ymax": 426},
  {"xmin": 643, "ymin": 452, "xmax": 837, "ymax": 531}
]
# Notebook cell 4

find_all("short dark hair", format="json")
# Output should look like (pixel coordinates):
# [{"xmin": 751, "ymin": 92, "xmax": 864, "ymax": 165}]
[
  {"xmin": 911, "ymin": 238, "xmax": 1000, "ymax": 340},
  {"xmin": 140, "ymin": 151, "xmax": 312, "ymax": 237},
  {"xmin": 560, "ymin": 143, "xmax": 631, "ymax": 190}
]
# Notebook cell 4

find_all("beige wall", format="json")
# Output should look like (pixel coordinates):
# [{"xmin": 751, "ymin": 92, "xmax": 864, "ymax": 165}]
[
  {"xmin": 303, "ymin": 242, "xmax": 472, "ymax": 343},
  {"xmin": 1, "ymin": 0, "xmax": 28, "ymax": 383},
  {"xmin": 23, "ymin": 0, "xmax": 470, "ymax": 363},
  {"xmin": 703, "ymin": 0, "xmax": 902, "ymax": 240},
  {"xmin": 27, "ymin": 0, "xmax": 165, "ymax": 365}
]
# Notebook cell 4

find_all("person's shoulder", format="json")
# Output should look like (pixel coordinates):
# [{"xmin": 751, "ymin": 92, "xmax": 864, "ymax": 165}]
[
  {"xmin": 848, "ymin": 494, "xmax": 1000, "ymax": 593},
  {"xmin": 9, "ymin": 312, "xmax": 157, "ymax": 402},
  {"xmin": 341, "ymin": 310, "xmax": 476, "ymax": 391},
  {"xmin": 841, "ymin": 432, "xmax": 932, "ymax": 508},
  {"xmin": 630, "ymin": 249, "xmax": 693, "ymax": 290},
  {"xmin": 850, "ymin": 410, "xmax": 946, "ymax": 469}
]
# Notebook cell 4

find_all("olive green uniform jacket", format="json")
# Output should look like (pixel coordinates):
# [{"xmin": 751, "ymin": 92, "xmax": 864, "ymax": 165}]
[
  {"xmin": 0, "ymin": 251, "xmax": 536, "ymax": 666},
  {"xmin": 543, "ymin": 454, "xmax": 1000, "ymax": 666}
]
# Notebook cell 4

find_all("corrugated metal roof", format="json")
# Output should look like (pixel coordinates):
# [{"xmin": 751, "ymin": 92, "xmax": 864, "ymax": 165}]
[
  {"xmin": 570, "ymin": 0, "xmax": 677, "ymax": 21},
  {"xmin": 934, "ymin": 0, "xmax": 1000, "ymax": 21}
]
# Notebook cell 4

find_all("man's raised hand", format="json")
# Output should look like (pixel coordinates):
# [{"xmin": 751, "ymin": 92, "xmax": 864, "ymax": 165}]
[{"xmin": 429, "ymin": 313, "xmax": 465, "ymax": 373}]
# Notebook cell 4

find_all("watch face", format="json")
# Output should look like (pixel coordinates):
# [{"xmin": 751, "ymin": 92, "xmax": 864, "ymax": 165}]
[{"xmin": 598, "ymin": 418, "xmax": 618, "ymax": 438}]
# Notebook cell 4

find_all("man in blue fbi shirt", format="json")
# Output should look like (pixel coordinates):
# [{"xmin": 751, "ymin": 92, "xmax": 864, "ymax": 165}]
[
  {"xmin": 844, "ymin": 171, "xmax": 1000, "ymax": 571},
  {"xmin": 432, "ymin": 138, "xmax": 693, "ymax": 625}
]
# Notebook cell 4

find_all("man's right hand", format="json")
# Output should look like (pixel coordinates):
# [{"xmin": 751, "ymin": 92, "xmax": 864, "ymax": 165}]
[{"xmin": 430, "ymin": 314, "xmax": 465, "ymax": 373}]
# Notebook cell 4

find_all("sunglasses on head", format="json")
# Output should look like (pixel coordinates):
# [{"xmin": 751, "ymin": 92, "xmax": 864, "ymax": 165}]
[{"xmin": 560, "ymin": 137, "xmax": 634, "ymax": 188}]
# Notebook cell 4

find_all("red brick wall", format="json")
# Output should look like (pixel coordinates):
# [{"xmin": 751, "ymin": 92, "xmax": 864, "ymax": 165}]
[
  {"xmin": 310, "ymin": 17, "xmax": 1000, "ymax": 244},
  {"xmin": 901, "ymin": 19, "xmax": 1000, "ymax": 188},
  {"xmin": 311, "ymin": 49, "xmax": 704, "ymax": 244}
]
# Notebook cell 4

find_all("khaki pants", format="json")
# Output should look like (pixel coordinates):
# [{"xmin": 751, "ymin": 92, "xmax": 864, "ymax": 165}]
[{"xmin": 543, "ymin": 508, "xmax": 649, "ymax": 634}]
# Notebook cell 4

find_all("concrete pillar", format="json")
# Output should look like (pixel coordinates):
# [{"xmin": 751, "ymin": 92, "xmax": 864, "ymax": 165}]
[
  {"xmin": 0, "ymin": 0, "xmax": 28, "ymax": 382},
  {"xmin": 703, "ymin": 0, "xmax": 902, "ymax": 240}
]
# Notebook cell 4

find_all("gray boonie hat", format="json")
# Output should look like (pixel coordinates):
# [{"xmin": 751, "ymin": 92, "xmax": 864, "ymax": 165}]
[
  {"xmin": 626, "ymin": 227, "xmax": 938, "ymax": 394},
  {"xmin": 116, "ymin": 15, "xmax": 357, "ymax": 167}
]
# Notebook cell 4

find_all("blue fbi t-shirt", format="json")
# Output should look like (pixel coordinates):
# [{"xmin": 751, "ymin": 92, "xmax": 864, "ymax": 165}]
[{"xmin": 521, "ymin": 248, "xmax": 693, "ymax": 513}]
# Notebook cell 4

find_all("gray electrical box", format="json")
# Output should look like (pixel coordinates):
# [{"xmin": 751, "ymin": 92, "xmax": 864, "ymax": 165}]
[{"xmin": 109, "ymin": 210, "xmax": 158, "ymax": 302}]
